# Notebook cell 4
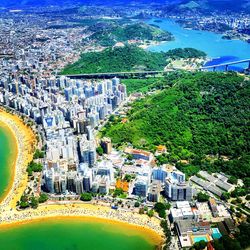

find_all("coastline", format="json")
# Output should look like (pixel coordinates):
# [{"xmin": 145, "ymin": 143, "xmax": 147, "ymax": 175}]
[
  {"xmin": 0, "ymin": 121, "xmax": 18, "ymax": 202},
  {"xmin": 0, "ymin": 215, "xmax": 163, "ymax": 247},
  {"xmin": 0, "ymin": 109, "xmax": 164, "ymax": 248},
  {"xmin": 0, "ymin": 109, "xmax": 36, "ymax": 209},
  {"xmin": 0, "ymin": 203, "xmax": 164, "ymax": 246}
]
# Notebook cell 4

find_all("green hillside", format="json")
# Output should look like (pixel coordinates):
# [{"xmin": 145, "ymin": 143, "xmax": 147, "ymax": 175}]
[
  {"xmin": 61, "ymin": 46, "xmax": 167, "ymax": 74},
  {"xmin": 85, "ymin": 22, "xmax": 174, "ymax": 47},
  {"xmin": 61, "ymin": 46, "xmax": 206, "ymax": 75},
  {"xmin": 102, "ymin": 72, "xmax": 250, "ymax": 182}
]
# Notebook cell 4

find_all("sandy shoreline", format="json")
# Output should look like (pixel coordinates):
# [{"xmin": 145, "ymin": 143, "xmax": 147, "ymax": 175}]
[
  {"xmin": 0, "ymin": 109, "xmax": 164, "ymax": 247},
  {"xmin": 0, "ymin": 109, "xmax": 36, "ymax": 209},
  {"xmin": 0, "ymin": 215, "xmax": 163, "ymax": 246},
  {"xmin": 0, "ymin": 203, "xmax": 164, "ymax": 246}
]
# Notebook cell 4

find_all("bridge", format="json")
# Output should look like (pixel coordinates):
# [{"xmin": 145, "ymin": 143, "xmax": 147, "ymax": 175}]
[
  {"xmin": 200, "ymin": 59, "xmax": 250, "ymax": 72},
  {"xmin": 65, "ymin": 59, "xmax": 250, "ymax": 79}
]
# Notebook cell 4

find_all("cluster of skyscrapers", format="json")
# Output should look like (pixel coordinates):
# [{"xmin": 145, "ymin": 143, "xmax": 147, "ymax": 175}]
[{"xmin": 0, "ymin": 75, "xmax": 126, "ymax": 196}]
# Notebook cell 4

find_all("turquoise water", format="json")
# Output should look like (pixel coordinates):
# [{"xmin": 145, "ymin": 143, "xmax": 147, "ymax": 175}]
[
  {"xmin": 0, "ymin": 124, "xmax": 17, "ymax": 201},
  {"xmin": 212, "ymin": 228, "xmax": 222, "ymax": 239},
  {"xmin": 147, "ymin": 19, "xmax": 250, "ymax": 69},
  {"xmin": 0, "ymin": 218, "xmax": 159, "ymax": 250},
  {"xmin": 193, "ymin": 236, "xmax": 208, "ymax": 243}
]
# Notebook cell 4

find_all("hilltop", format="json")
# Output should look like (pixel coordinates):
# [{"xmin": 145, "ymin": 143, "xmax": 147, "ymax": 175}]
[
  {"xmin": 157, "ymin": 0, "xmax": 249, "ymax": 14},
  {"xmin": 61, "ymin": 46, "xmax": 206, "ymax": 75},
  {"xmin": 85, "ymin": 22, "xmax": 174, "ymax": 47},
  {"xmin": 61, "ymin": 46, "xmax": 167, "ymax": 74}
]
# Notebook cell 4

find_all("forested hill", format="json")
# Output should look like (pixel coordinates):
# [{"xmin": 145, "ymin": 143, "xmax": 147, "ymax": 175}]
[
  {"xmin": 61, "ymin": 46, "xmax": 206, "ymax": 75},
  {"xmin": 85, "ymin": 22, "xmax": 173, "ymax": 47},
  {"xmin": 61, "ymin": 46, "xmax": 168, "ymax": 74},
  {"xmin": 102, "ymin": 72, "xmax": 250, "ymax": 184}
]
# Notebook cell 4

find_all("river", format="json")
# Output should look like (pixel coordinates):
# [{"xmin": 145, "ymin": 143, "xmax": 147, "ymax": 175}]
[{"xmin": 146, "ymin": 19, "xmax": 250, "ymax": 70}]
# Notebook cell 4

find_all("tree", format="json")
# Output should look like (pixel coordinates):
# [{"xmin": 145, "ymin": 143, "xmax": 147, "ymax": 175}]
[
  {"xmin": 127, "ymin": 154, "xmax": 133, "ymax": 161},
  {"xmin": 158, "ymin": 209, "xmax": 166, "ymax": 219},
  {"xmin": 27, "ymin": 161, "xmax": 43, "ymax": 175},
  {"xmin": 154, "ymin": 202, "xmax": 167, "ymax": 218},
  {"xmin": 236, "ymin": 223, "xmax": 250, "ymax": 249},
  {"xmin": 33, "ymin": 149, "xmax": 45, "ymax": 159},
  {"xmin": 80, "ymin": 193, "xmax": 92, "ymax": 201},
  {"xmin": 197, "ymin": 192, "xmax": 210, "ymax": 202},
  {"xmin": 165, "ymin": 203, "xmax": 171, "ymax": 210},
  {"xmin": 109, "ymin": 115, "xmax": 115, "ymax": 122},
  {"xmin": 193, "ymin": 240, "xmax": 207, "ymax": 250},
  {"xmin": 19, "ymin": 195, "xmax": 30, "ymax": 209},
  {"xmin": 20, "ymin": 201, "xmax": 29, "ymax": 209},
  {"xmin": 230, "ymin": 205, "xmax": 235, "ymax": 213},
  {"xmin": 20, "ymin": 195, "xmax": 28, "ymax": 202},
  {"xmin": 134, "ymin": 201, "xmax": 140, "ymax": 207},
  {"xmin": 220, "ymin": 235, "xmax": 241, "ymax": 250},
  {"xmin": 38, "ymin": 193, "xmax": 48, "ymax": 203},
  {"xmin": 160, "ymin": 220, "xmax": 171, "ymax": 248},
  {"xmin": 236, "ymin": 197, "xmax": 242, "ymax": 203},
  {"xmin": 147, "ymin": 209, "xmax": 154, "ymax": 217},
  {"xmin": 124, "ymin": 174, "xmax": 133, "ymax": 182},
  {"xmin": 228, "ymin": 176, "xmax": 238, "ymax": 185},
  {"xmin": 96, "ymin": 146, "xmax": 104, "ymax": 156},
  {"xmin": 30, "ymin": 196, "xmax": 39, "ymax": 209},
  {"xmin": 113, "ymin": 188, "xmax": 124, "ymax": 197},
  {"xmin": 154, "ymin": 202, "xmax": 166, "ymax": 212},
  {"xmin": 221, "ymin": 192, "xmax": 230, "ymax": 201}
]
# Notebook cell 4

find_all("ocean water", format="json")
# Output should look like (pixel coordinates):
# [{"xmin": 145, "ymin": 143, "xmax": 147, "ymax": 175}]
[
  {"xmin": 0, "ymin": 218, "xmax": 158, "ymax": 250},
  {"xmin": 146, "ymin": 19, "xmax": 250, "ymax": 70},
  {"xmin": 0, "ymin": 123, "xmax": 17, "ymax": 201}
]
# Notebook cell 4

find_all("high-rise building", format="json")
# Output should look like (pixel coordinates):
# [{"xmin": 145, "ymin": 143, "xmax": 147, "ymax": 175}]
[
  {"xmin": 101, "ymin": 137, "xmax": 112, "ymax": 154},
  {"xmin": 165, "ymin": 181, "xmax": 193, "ymax": 201},
  {"xmin": 133, "ymin": 176, "xmax": 148, "ymax": 197},
  {"xmin": 148, "ymin": 180, "xmax": 161, "ymax": 202},
  {"xmin": 83, "ymin": 175, "xmax": 92, "ymax": 192},
  {"xmin": 75, "ymin": 175, "xmax": 84, "ymax": 195},
  {"xmin": 67, "ymin": 171, "xmax": 77, "ymax": 193},
  {"xmin": 152, "ymin": 167, "xmax": 167, "ymax": 183}
]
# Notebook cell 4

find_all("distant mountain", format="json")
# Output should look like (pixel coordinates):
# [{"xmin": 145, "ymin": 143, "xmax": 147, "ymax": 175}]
[
  {"xmin": 0, "ymin": 0, "xmax": 248, "ymax": 13},
  {"xmin": 169, "ymin": 0, "xmax": 249, "ymax": 13},
  {"xmin": 0, "ymin": 0, "xmax": 178, "ymax": 8}
]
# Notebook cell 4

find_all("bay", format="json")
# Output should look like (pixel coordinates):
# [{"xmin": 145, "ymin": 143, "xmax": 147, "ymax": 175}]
[
  {"xmin": 0, "ymin": 217, "xmax": 159, "ymax": 250},
  {"xmin": 146, "ymin": 19, "xmax": 250, "ymax": 70}
]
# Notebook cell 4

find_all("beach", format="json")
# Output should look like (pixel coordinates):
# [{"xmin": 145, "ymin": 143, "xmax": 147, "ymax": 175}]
[
  {"xmin": 0, "ymin": 109, "xmax": 164, "ymax": 247},
  {"xmin": 0, "ymin": 109, "xmax": 36, "ymax": 209}
]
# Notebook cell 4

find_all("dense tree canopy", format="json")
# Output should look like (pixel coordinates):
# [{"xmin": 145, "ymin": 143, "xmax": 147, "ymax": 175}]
[
  {"xmin": 61, "ymin": 46, "xmax": 206, "ymax": 75},
  {"xmin": 197, "ymin": 192, "xmax": 210, "ymax": 202},
  {"xmin": 165, "ymin": 48, "xmax": 206, "ymax": 59},
  {"xmin": 61, "ymin": 46, "xmax": 167, "ymax": 74},
  {"xmin": 80, "ymin": 193, "xmax": 92, "ymax": 201},
  {"xmin": 27, "ymin": 161, "xmax": 43, "ymax": 176},
  {"xmin": 102, "ymin": 72, "xmax": 250, "ymax": 181}
]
